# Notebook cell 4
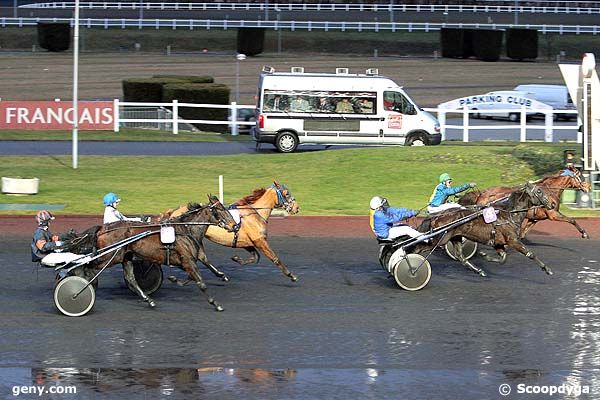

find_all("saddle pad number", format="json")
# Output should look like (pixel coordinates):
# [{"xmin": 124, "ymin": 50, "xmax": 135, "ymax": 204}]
[
  {"xmin": 160, "ymin": 226, "xmax": 176, "ymax": 244},
  {"xmin": 482, "ymin": 207, "xmax": 498, "ymax": 224}
]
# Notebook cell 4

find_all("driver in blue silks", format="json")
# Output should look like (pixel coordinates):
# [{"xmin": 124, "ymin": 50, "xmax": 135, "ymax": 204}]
[{"xmin": 369, "ymin": 196, "xmax": 421, "ymax": 240}]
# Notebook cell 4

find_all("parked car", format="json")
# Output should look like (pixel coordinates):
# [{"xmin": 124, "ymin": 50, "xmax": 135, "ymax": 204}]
[
  {"xmin": 228, "ymin": 108, "xmax": 256, "ymax": 134},
  {"xmin": 513, "ymin": 84, "xmax": 577, "ymax": 121}
]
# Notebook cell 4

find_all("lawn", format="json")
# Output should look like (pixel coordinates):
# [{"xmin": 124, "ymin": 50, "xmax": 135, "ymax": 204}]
[
  {"xmin": 2, "ymin": 142, "xmax": 595, "ymax": 216},
  {"xmin": 0, "ymin": 129, "xmax": 253, "ymax": 142}
]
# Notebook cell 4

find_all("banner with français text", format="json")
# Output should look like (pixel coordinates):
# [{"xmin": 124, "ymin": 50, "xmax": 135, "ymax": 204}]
[{"xmin": 0, "ymin": 101, "xmax": 114, "ymax": 130}]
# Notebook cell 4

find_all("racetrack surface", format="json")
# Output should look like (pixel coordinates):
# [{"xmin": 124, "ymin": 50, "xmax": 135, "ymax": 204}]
[{"xmin": 1, "ymin": 229, "xmax": 599, "ymax": 399}]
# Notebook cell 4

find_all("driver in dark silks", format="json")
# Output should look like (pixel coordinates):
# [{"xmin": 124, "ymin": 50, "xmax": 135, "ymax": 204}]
[{"xmin": 31, "ymin": 210, "xmax": 63, "ymax": 262}]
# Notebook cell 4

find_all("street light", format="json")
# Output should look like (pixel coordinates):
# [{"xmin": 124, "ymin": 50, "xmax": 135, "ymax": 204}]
[
  {"xmin": 72, "ymin": 0, "xmax": 80, "ymax": 169},
  {"xmin": 235, "ymin": 53, "xmax": 246, "ymax": 104}
]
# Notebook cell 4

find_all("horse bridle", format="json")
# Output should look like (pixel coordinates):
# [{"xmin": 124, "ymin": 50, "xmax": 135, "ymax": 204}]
[{"xmin": 272, "ymin": 184, "xmax": 296, "ymax": 213}]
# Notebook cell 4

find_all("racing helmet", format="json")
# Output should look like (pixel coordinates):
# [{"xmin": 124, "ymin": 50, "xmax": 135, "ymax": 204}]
[
  {"xmin": 370, "ymin": 196, "xmax": 385, "ymax": 210},
  {"xmin": 439, "ymin": 173, "xmax": 452, "ymax": 183},
  {"xmin": 35, "ymin": 210, "xmax": 55, "ymax": 226},
  {"xmin": 103, "ymin": 192, "xmax": 121, "ymax": 206}
]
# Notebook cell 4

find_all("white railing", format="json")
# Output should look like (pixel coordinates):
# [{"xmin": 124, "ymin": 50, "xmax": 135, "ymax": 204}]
[
  {"xmin": 114, "ymin": 99, "xmax": 255, "ymax": 135},
  {"xmin": 1, "ymin": 17, "xmax": 599, "ymax": 33},
  {"xmin": 424, "ymin": 106, "xmax": 579, "ymax": 143},
  {"xmin": 19, "ymin": 2, "xmax": 600, "ymax": 14}
]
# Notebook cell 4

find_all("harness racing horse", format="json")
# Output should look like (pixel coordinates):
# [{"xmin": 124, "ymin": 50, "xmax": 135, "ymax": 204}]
[
  {"xmin": 93, "ymin": 196, "xmax": 238, "ymax": 311},
  {"xmin": 414, "ymin": 182, "xmax": 556, "ymax": 277},
  {"xmin": 162, "ymin": 181, "xmax": 301, "ymax": 283},
  {"xmin": 459, "ymin": 167, "xmax": 591, "ymax": 239}
]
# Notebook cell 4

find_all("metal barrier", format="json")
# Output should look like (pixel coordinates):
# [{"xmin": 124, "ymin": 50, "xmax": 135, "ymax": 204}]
[
  {"xmin": 19, "ymin": 2, "xmax": 600, "ymax": 14},
  {"xmin": 2, "ymin": 17, "xmax": 599, "ymax": 33},
  {"xmin": 119, "ymin": 106, "xmax": 198, "ymax": 132}
]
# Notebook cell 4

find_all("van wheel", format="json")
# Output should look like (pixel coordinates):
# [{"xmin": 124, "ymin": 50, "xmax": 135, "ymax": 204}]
[
  {"xmin": 508, "ymin": 113, "xmax": 519, "ymax": 122},
  {"xmin": 472, "ymin": 109, "xmax": 481, "ymax": 119},
  {"xmin": 405, "ymin": 133, "xmax": 427, "ymax": 146},
  {"xmin": 275, "ymin": 132, "xmax": 298, "ymax": 153}
]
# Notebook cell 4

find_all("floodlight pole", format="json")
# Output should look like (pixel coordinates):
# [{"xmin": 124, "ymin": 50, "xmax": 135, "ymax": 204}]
[
  {"xmin": 513, "ymin": 0, "xmax": 519, "ymax": 25},
  {"xmin": 72, "ymin": 0, "xmax": 80, "ymax": 169}
]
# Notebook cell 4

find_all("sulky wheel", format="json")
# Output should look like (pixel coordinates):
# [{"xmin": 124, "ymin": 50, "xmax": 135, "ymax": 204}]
[
  {"xmin": 126, "ymin": 260, "xmax": 163, "ymax": 296},
  {"xmin": 54, "ymin": 276, "xmax": 96, "ymax": 317},
  {"xmin": 445, "ymin": 236, "xmax": 478, "ymax": 261},
  {"xmin": 378, "ymin": 245, "xmax": 394, "ymax": 272},
  {"xmin": 390, "ymin": 253, "xmax": 432, "ymax": 291}
]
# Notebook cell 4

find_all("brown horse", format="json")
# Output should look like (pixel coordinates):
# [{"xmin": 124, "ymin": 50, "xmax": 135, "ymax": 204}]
[
  {"xmin": 162, "ymin": 181, "xmax": 301, "ymax": 283},
  {"xmin": 92, "ymin": 195, "xmax": 238, "ymax": 311},
  {"xmin": 414, "ymin": 183, "xmax": 556, "ymax": 277},
  {"xmin": 459, "ymin": 166, "xmax": 591, "ymax": 239}
]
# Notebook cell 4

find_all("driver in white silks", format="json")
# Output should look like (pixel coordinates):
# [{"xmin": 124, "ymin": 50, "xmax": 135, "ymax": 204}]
[
  {"xmin": 427, "ymin": 173, "xmax": 476, "ymax": 215},
  {"xmin": 369, "ymin": 196, "xmax": 422, "ymax": 240},
  {"xmin": 103, "ymin": 192, "xmax": 144, "ymax": 224}
]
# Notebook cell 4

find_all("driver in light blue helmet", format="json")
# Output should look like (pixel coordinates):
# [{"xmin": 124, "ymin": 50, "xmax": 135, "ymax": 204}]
[
  {"xmin": 103, "ymin": 192, "xmax": 143, "ymax": 224},
  {"xmin": 427, "ymin": 173, "xmax": 476, "ymax": 214}
]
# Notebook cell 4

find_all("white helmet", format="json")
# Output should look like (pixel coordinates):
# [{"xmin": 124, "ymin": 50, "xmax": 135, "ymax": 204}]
[{"xmin": 370, "ymin": 196, "xmax": 384, "ymax": 210}]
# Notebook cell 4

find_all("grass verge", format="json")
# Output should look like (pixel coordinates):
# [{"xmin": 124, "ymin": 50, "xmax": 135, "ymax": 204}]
[{"xmin": 1, "ymin": 142, "xmax": 596, "ymax": 216}]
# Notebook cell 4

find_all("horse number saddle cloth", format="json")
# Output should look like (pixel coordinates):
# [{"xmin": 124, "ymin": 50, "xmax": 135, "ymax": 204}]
[
  {"xmin": 482, "ymin": 207, "xmax": 498, "ymax": 224},
  {"xmin": 228, "ymin": 208, "xmax": 242, "ymax": 225},
  {"xmin": 41, "ymin": 252, "xmax": 90, "ymax": 267}
]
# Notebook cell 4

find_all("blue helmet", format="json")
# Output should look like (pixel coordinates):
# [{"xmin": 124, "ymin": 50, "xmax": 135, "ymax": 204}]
[{"xmin": 103, "ymin": 192, "xmax": 120, "ymax": 206}]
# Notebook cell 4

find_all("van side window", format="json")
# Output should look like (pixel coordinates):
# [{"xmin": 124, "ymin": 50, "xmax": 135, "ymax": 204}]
[
  {"xmin": 384, "ymin": 91, "xmax": 416, "ymax": 115},
  {"xmin": 263, "ymin": 93, "xmax": 289, "ymax": 112}
]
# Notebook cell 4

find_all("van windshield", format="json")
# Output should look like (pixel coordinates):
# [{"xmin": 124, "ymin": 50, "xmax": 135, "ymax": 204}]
[
  {"xmin": 262, "ymin": 90, "xmax": 377, "ymax": 115},
  {"xmin": 383, "ymin": 91, "xmax": 416, "ymax": 115}
]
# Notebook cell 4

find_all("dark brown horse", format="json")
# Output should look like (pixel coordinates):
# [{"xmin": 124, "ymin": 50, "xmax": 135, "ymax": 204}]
[
  {"xmin": 414, "ymin": 183, "xmax": 556, "ymax": 277},
  {"xmin": 162, "ymin": 181, "xmax": 301, "ymax": 283},
  {"xmin": 459, "ymin": 167, "xmax": 591, "ymax": 238},
  {"xmin": 91, "ymin": 195, "xmax": 238, "ymax": 311}
]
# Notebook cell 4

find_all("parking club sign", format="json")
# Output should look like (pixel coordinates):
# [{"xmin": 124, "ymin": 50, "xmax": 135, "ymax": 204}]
[{"xmin": 0, "ymin": 101, "xmax": 114, "ymax": 130}]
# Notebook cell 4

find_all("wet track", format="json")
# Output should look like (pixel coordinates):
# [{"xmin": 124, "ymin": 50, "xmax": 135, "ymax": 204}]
[{"xmin": 1, "ymin": 234, "xmax": 599, "ymax": 399}]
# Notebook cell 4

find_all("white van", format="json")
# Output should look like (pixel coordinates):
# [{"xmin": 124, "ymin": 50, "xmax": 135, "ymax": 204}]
[
  {"xmin": 253, "ymin": 67, "xmax": 441, "ymax": 152},
  {"xmin": 513, "ymin": 84, "xmax": 577, "ymax": 120}
]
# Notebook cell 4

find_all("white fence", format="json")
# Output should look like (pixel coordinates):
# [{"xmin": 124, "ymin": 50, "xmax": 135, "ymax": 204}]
[
  {"xmin": 114, "ymin": 99, "xmax": 255, "ymax": 135},
  {"xmin": 19, "ymin": 2, "xmax": 600, "ymax": 14},
  {"xmin": 115, "ymin": 99, "xmax": 579, "ymax": 142},
  {"xmin": 2, "ymin": 17, "xmax": 599, "ymax": 33},
  {"xmin": 424, "ymin": 106, "xmax": 579, "ymax": 143}
]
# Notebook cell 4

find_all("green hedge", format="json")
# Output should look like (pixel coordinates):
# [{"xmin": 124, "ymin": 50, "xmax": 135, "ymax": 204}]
[
  {"xmin": 237, "ymin": 28, "xmax": 265, "ymax": 56},
  {"xmin": 472, "ymin": 29, "xmax": 503, "ymax": 62},
  {"xmin": 506, "ymin": 28, "xmax": 538, "ymax": 60},
  {"xmin": 440, "ymin": 28, "xmax": 474, "ymax": 59},
  {"xmin": 122, "ymin": 77, "xmax": 189, "ymax": 102},
  {"xmin": 162, "ymin": 83, "xmax": 230, "ymax": 133},
  {"xmin": 152, "ymin": 75, "xmax": 215, "ymax": 83},
  {"xmin": 37, "ymin": 22, "xmax": 70, "ymax": 52}
]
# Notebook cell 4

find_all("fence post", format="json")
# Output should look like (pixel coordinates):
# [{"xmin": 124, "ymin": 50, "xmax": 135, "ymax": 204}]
[
  {"xmin": 172, "ymin": 99, "xmax": 179, "ymax": 134},
  {"xmin": 230, "ymin": 101, "xmax": 238, "ymax": 136},
  {"xmin": 438, "ymin": 110, "xmax": 446, "ymax": 141},
  {"xmin": 113, "ymin": 98, "xmax": 119, "ymax": 132},
  {"xmin": 544, "ymin": 111, "xmax": 553, "ymax": 142},
  {"xmin": 520, "ymin": 105, "xmax": 527, "ymax": 142},
  {"xmin": 462, "ymin": 106, "xmax": 469, "ymax": 142},
  {"xmin": 219, "ymin": 175, "xmax": 224, "ymax": 204}
]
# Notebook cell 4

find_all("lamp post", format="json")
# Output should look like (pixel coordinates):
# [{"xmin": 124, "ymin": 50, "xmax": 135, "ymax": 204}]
[
  {"xmin": 72, "ymin": 0, "xmax": 80, "ymax": 169},
  {"xmin": 235, "ymin": 53, "xmax": 246, "ymax": 104},
  {"xmin": 513, "ymin": 0, "xmax": 519, "ymax": 25}
]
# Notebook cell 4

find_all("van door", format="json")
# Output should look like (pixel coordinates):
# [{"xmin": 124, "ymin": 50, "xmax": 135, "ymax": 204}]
[{"xmin": 381, "ymin": 91, "xmax": 418, "ymax": 144}]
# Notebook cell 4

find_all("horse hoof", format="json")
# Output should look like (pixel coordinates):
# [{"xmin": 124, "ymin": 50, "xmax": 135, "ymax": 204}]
[
  {"xmin": 221, "ymin": 275, "xmax": 230, "ymax": 282},
  {"xmin": 146, "ymin": 299, "xmax": 156, "ymax": 308},
  {"xmin": 215, "ymin": 305, "xmax": 224, "ymax": 312},
  {"xmin": 583, "ymin": 233, "xmax": 590, "ymax": 239},
  {"xmin": 479, "ymin": 270, "xmax": 487, "ymax": 277},
  {"xmin": 545, "ymin": 269, "xmax": 554, "ymax": 276},
  {"xmin": 168, "ymin": 275, "xmax": 177, "ymax": 283},
  {"xmin": 290, "ymin": 274, "xmax": 298, "ymax": 282}
]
